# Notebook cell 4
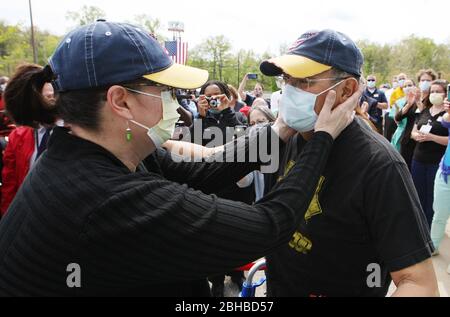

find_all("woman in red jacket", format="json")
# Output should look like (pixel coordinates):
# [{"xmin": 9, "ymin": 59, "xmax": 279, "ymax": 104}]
[{"xmin": 1, "ymin": 64, "xmax": 56, "ymax": 215}]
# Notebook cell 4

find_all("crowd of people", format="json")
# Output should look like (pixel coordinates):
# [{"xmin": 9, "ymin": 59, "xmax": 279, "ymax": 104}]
[{"xmin": 0, "ymin": 21, "xmax": 448, "ymax": 297}]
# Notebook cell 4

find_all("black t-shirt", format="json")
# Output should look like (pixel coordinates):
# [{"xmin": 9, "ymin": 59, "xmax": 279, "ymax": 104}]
[
  {"xmin": 361, "ymin": 93, "xmax": 381, "ymax": 124},
  {"xmin": 244, "ymin": 94, "xmax": 256, "ymax": 107},
  {"xmin": 413, "ymin": 108, "xmax": 449, "ymax": 164},
  {"xmin": 265, "ymin": 118, "xmax": 433, "ymax": 297}
]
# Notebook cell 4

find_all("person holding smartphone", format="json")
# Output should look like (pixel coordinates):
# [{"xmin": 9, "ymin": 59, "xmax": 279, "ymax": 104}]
[{"xmin": 238, "ymin": 73, "xmax": 265, "ymax": 107}]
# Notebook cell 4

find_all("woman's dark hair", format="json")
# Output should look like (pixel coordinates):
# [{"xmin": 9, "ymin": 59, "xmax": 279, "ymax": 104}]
[
  {"xmin": 5, "ymin": 63, "xmax": 158, "ymax": 131},
  {"xmin": 199, "ymin": 80, "xmax": 231, "ymax": 99},
  {"xmin": 4, "ymin": 63, "xmax": 58, "ymax": 127}
]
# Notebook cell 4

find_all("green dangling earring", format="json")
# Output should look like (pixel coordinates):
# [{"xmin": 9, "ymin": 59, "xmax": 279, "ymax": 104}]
[{"xmin": 126, "ymin": 122, "xmax": 132, "ymax": 142}]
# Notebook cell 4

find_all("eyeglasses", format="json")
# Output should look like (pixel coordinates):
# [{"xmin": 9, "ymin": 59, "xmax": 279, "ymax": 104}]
[
  {"xmin": 367, "ymin": 79, "xmax": 376, "ymax": 82},
  {"xmin": 123, "ymin": 82, "xmax": 176, "ymax": 98},
  {"xmin": 282, "ymin": 74, "xmax": 350, "ymax": 90}
]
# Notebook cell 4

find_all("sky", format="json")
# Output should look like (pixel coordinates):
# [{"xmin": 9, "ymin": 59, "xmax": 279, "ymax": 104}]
[{"xmin": 1, "ymin": 0, "xmax": 450, "ymax": 55}]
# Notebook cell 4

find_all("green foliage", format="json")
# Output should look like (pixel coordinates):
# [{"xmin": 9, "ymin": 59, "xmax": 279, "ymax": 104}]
[
  {"xmin": 358, "ymin": 36, "xmax": 450, "ymax": 84},
  {"xmin": 1, "ymin": 16, "xmax": 449, "ymax": 91},
  {"xmin": 132, "ymin": 14, "xmax": 167, "ymax": 44},
  {"xmin": 0, "ymin": 20, "xmax": 60, "ymax": 75},
  {"xmin": 66, "ymin": 5, "xmax": 106, "ymax": 27},
  {"xmin": 187, "ymin": 36, "xmax": 277, "ymax": 92}
]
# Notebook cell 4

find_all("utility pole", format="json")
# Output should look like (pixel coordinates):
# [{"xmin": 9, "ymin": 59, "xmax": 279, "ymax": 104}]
[
  {"xmin": 237, "ymin": 52, "xmax": 240, "ymax": 87},
  {"xmin": 28, "ymin": 0, "xmax": 38, "ymax": 63}
]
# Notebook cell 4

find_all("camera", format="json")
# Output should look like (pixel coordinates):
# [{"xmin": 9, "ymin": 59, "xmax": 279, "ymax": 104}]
[
  {"xmin": 247, "ymin": 74, "xmax": 258, "ymax": 80},
  {"xmin": 206, "ymin": 97, "xmax": 221, "ymax": 108}
]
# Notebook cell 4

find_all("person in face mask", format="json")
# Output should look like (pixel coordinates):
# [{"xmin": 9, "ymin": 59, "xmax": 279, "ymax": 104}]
[
  {"xmin": 411, "ymin": 79, "xmax": 449, "ymax": 229},
  {"xmin": 390, "ymin": 73, "xmax": 408, "ymax": 106},
  {"xmin": 0, "ymin": 21, "xmax": 358, "ymax": 296},
  {"xmin": 260, "ymin": 29, "xmax": 437, "ymax": 297},
  {"xmin": 363, "ymin": 75, "xmax": 388, "ymax": 133},
  {"xmin": 384, "ymin": 73, "xmax": 409, "ymax": 142},
  {"xmin": 392, "ymin": 79, "xmax": 420, "ymax": 169},
  {"xmin": 416, "ymin": 69, "xmax": 438, "ymax": 112}
]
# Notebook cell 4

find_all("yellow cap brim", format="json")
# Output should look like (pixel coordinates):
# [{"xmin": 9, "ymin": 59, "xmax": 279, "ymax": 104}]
[
  {"xmin": 260, "ymin": 55, "xmax": 331, "ymax": 78},
  {"xmin": 144, "ymin": 63, "xmax": 209, "ymax": 89}
]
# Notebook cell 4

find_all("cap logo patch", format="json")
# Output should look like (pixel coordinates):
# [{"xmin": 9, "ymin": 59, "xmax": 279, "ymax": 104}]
[{"xmin": 288, "ymin": 32, "xmax": 319, "ymax": 52}]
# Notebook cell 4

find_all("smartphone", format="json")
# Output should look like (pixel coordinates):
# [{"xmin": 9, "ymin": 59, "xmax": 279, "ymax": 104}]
[
  {"xmin": 247, "ymin": 74, "xmax": 258, "ymax": 80},
  {"xmin": 447, "ymin": 84, "xmax": 450, "ymax": 101}
]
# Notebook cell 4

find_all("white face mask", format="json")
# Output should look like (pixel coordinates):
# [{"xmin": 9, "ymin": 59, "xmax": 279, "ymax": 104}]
[
  {"xmin": 127, "ymin": 89, "xmax": 180, "ymax": 148},
  {"xmin": 367, "ymin": 81, "xmax": 376, "ymax": 89},
  {"xmin": 280, "ymin": 80, "xmax": 344, "ymax": 132},
  {"xmin": 419, "ymin": 80, "xmax": 431, "ymax": 92},
  {"xmin": 429, "ymin": 93, "xmax": 445, "ymax": 106},
  {"xmin": 403, "ymin": 87, "xmax": 414, "ymax": 95}
]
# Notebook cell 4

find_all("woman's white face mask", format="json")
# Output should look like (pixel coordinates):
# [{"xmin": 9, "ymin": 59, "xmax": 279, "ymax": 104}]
[{"xmin": 126, "ymin": 88, "xmax": 180, "ymax": 148}]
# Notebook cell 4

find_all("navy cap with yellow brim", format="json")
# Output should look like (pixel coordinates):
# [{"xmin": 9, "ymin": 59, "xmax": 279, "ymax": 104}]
[
  {"xmin": 260, "ymin": 54, "xmax": 331, "ymax": 78},
  {"xmin": 144, "ymin": 62, "xmax": 209, "ymax": 90},
  {"xmin": 260, "ymin": 30, "xmax": 364, "ymax": 79},
  {"xmin": 49, "ymin": 21, "xmax": 210, "ymax": 92}
]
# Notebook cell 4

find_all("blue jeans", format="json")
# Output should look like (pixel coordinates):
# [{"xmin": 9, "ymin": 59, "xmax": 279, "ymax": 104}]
[
  {"xmin": 431, "ymin": 170, "xmax": 450, "ymax": 249},
  {"xmin": 411, "ymin": 160, "xmax": 439, "ymax": 228}
]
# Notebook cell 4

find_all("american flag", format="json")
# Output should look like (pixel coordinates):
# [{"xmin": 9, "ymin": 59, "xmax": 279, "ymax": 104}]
[{"xmin": 164, "ymin": 40, "xmax": 188, "ymax": 65}]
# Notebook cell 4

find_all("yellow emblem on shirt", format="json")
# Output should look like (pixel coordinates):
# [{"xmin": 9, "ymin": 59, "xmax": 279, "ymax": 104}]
[
  {"xmin": 305, "ymin": 176, "xmax": 325, "ymax": 222},
  {"xmin": 289, "ymin": 231, "xmax": 312, "ymax": 254}
]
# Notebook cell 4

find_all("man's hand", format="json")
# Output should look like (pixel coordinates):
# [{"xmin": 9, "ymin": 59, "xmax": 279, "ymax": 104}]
[{"xmin": 314, "ymin": 84, "xmax": 364, "ymax": 140}]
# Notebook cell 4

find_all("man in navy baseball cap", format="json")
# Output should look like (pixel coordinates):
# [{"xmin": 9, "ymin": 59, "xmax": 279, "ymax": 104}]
[
  {"xmin": 260, "ymin": 29, "xmax": 363, "ymax": 79},
  {"xmin": 260, "ymin": 30, "xmax": 438, "ymax": 297}
]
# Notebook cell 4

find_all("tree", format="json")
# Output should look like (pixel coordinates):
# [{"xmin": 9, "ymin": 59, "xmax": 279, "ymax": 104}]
[
  {"xmin": 0, "ymin": 21, "xmax": 60, "ymax": 75},
  {"xmin": 357, "ymin": 40, "xmax": 392, "ymax": 83},
  {"xmin": 66, "ymin": 5, "xmax": 106, "ymax": 27},
  {"xmin": 132, "ymin": 14, "xmax": 167, "ymax": 43},
  {"xmin": 189, "ymin": 35, "xmax": 232, "ymax": 82}
]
